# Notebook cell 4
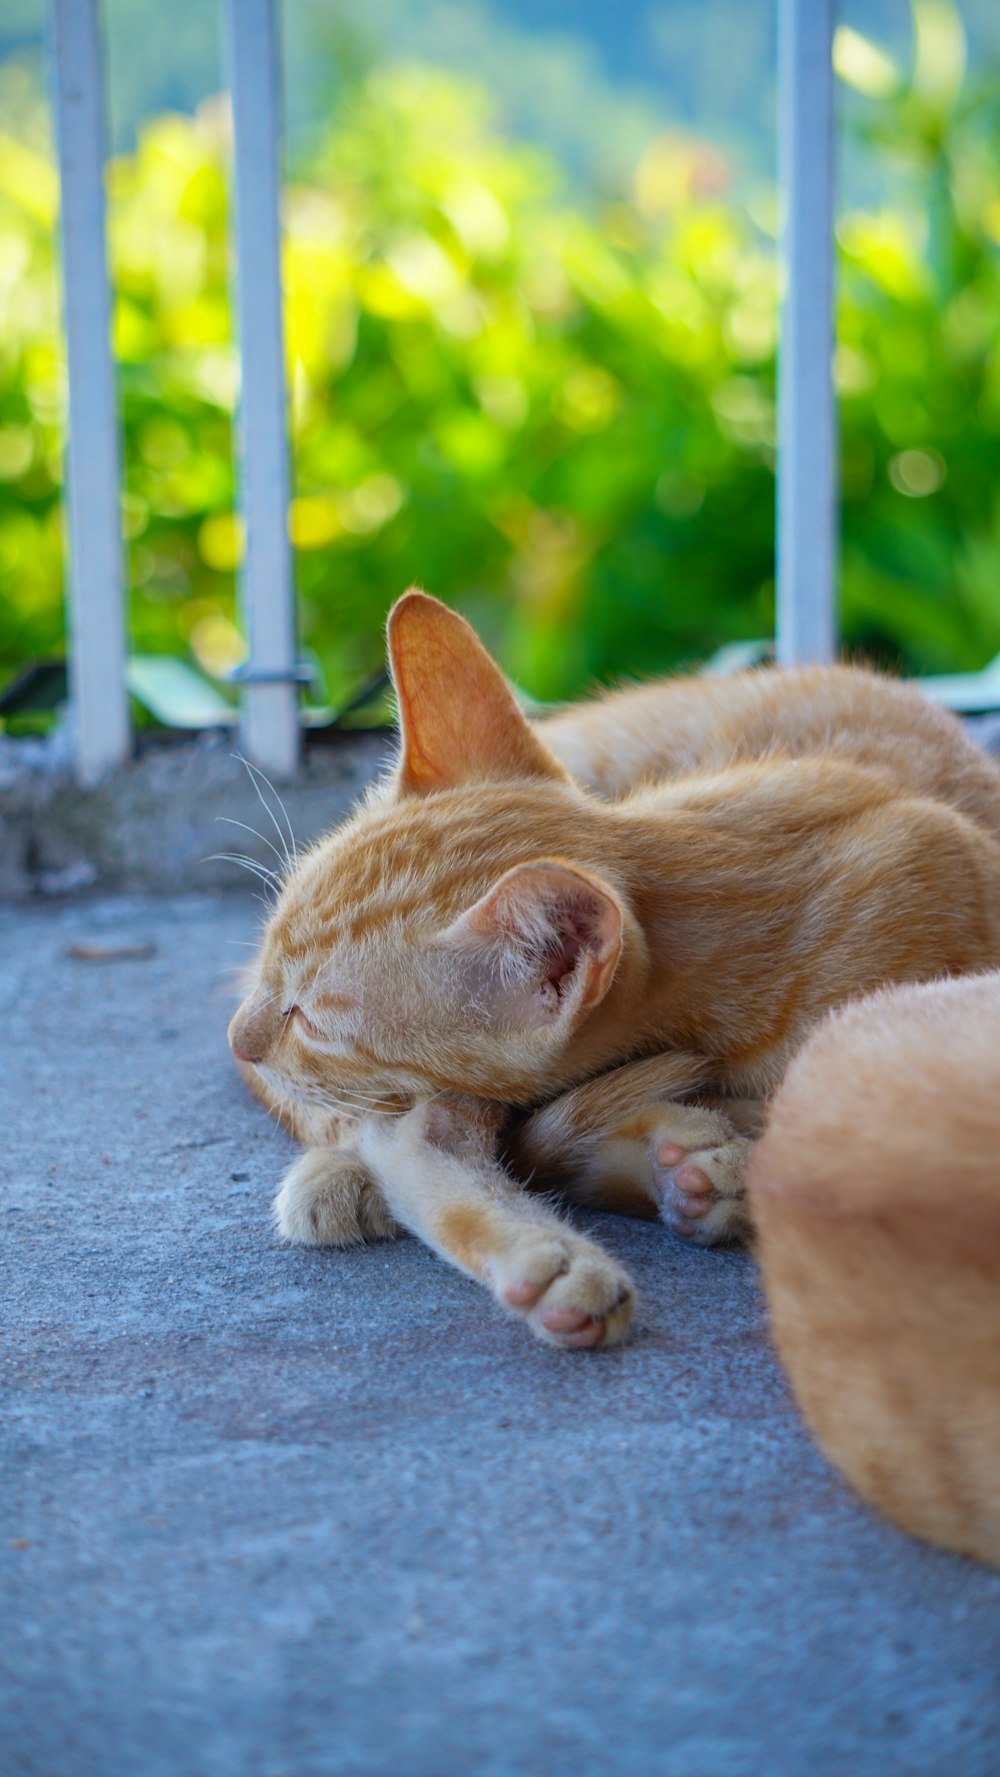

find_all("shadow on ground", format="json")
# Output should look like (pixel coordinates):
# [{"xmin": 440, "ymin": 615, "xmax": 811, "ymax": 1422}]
[{"xmin": 3, "ymin": 894, "xmax": 999, "ymax": 1776}]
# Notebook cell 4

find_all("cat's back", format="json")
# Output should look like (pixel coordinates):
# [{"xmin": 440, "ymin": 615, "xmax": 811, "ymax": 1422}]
[{"xmin": 538, "ymin": 663, "xmax": 1000, "ymax": 836}]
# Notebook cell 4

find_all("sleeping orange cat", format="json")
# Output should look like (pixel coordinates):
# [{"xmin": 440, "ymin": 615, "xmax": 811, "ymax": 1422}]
[{"xmin": 228, "ymin": 590, "xmax": 1000, "ymax": 1369}]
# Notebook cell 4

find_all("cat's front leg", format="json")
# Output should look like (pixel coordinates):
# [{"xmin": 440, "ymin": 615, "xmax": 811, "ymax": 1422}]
[
  {"xmin": 274, "ymin": 1143, "xmax": 400, "ymax": 1246},
  {"xmin": 355, "ymin": 1099, "xmax": 635, "ymax": 1350}
]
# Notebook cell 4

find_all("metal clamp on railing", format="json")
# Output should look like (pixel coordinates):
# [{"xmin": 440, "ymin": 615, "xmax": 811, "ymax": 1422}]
[{"xmin": 227, "ymin": 664, "xmax": 315, "ymax": 687}]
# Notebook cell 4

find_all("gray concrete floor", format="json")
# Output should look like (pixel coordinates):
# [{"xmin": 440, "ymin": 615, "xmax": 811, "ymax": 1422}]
[{"xmin": 3, "ymin": 893, "xmax": 1000, "ymax": 1777}]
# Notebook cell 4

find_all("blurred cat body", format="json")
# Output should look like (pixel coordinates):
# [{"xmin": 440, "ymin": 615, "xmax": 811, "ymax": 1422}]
[
  {"xmin": 749, "ymin": 971, "xmax": 1000, "ymax": 1566},
  {"xmin": 229, "ymin": 591, "xmax": 1000, "ymax": 1350}
]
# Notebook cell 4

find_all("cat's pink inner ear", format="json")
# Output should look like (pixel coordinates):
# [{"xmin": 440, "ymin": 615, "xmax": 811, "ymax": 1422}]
[
  {"xmin": 460, "ymin": 860, "xmax": 623, "ymax": 1018},
  {"xmin": 386, "ymin": 589, "xmax": 568, "ymax": 794}
]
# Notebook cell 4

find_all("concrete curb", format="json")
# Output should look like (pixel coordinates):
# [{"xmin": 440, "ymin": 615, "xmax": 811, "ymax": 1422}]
[{"xmin": 0, "ymin": 729, "xmax": 393, "ymax": 900}]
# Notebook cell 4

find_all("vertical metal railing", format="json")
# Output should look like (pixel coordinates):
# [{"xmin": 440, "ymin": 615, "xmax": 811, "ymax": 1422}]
[
  {"xmin": 46, "ymin": 0, "xmax": 839, "ymax": 786},
  {"xmin": 50, "ymin": 0, "xmax": 130, "ymax": 785},
  {"xmin": 224, "ymin": 0, "xmax": 300, "ymax": 780},
  {"xmin": 776, "ymin": 0, "xmax": 837, "ymax": 665}
]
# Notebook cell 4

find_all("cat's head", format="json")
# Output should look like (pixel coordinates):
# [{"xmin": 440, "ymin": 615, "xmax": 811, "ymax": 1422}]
[{"xmin": 228, "ymin": 591, "xmax": 646, "ymax": 1114}]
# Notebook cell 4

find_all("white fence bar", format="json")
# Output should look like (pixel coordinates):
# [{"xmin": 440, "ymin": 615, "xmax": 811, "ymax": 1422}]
[
  {"xmin": 776, "ymin": 0, "xmax": 837, "ymax": 665},
  {"xmin": 50, "ymin": 0, "xmax": 130, "ymax": 785},
  {"xmin": 225, "ymin": 0, "xmax": 300, "ymax": 779}
]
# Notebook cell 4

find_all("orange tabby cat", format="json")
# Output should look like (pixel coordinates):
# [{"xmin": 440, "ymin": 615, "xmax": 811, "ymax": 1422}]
[
  {"xmin": 229, "ymin": 590, "xmax": 1000, "ymax": 1351},
  {"xmin": 748, "ymin": 971, "xmax": 1000, "ymax": 1567}
]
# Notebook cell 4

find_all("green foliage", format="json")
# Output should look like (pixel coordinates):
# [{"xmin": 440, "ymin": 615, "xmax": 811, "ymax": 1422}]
[{"xmin": 1, "ymin": 0, "xmax": 1000, "ymax": 715}]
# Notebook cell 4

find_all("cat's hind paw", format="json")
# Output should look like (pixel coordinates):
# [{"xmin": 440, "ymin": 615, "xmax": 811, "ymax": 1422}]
[
  {"xmin": 274, "ymin": 1148, "xmax": 399, "ymax": 1247},
  {"xmin": 652, "ymin": 1131, "xmax": 753, "ymax": 1247}
]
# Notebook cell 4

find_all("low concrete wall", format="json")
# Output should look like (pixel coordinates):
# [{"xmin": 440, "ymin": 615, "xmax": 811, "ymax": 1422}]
[
  {"xmin": 2, "ymin": 714, "xmax": 999, "ymax": 901},
  {"xmin": 0, "ymin": 729, "xmax": 393, "ymax": 900}
]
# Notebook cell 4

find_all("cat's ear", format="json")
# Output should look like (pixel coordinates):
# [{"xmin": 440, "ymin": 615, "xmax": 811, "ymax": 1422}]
[
  {"xmin": 445, "ymin": 859, "xmax": 623, "ymax": 1027},
  {"xmin": 386, "ymin": 589, "xmax": 568, "ymax": 795}
]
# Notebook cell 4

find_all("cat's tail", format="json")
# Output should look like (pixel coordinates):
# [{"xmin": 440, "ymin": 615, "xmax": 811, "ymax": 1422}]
[{"xmin": 748, "ymin": 971, "xmax": 1000, "ymax": 1567}]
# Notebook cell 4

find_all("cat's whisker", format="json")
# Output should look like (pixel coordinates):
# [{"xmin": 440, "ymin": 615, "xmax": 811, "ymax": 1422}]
[
  {"xmin": 258, "ymin": 770, "xmax": 298, "ymax": 867},
  {"xmin": 216, "ymin": 816, "xmax": 289, "ymax": 878},
  {"xmin": 233, "ymin": 752, "xmax": 292, "ymax": 872},
  {"xmin": 218, "ymin": 962, "xmax": 258, "ymax": 986},
  {"xmin": 336, "ymin": 1096, "xmax": 390, "ymax": 1117},
  {"xmin": 206, "ymin": 853, "xmax": 283, "ymax": 895},
  {"xmin": 236, "ymin": 754, "xmax": 298, "ymax": 871},
  {"xmin": 248, "ymin": 985, "xmax": 286, "ymax": 1013},
  {"xmin": 262, "ymin": 1104, "xmax": 289, "ymax": 1147}
]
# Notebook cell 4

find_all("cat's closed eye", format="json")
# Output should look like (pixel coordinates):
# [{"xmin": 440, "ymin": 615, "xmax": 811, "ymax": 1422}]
[{"xmin": 287, "ymin": 1006, "xmax": 327, "ymax": 1043}]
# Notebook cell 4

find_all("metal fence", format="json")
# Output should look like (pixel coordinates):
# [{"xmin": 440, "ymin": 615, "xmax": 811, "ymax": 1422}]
[{"xmin": 50, "ymin": 0, "xmax": 836, "ymax": 786}]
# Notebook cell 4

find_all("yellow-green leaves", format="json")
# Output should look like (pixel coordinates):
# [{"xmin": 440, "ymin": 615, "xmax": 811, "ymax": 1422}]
[{"xmin": 833, "ymin": 28, "xmax": 901, "ymax": 101}]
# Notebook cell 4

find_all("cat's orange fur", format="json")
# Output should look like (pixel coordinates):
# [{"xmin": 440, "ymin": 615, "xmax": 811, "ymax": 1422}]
[
  {"xmin": 748, "ymin": 973, "xmax": 1000, "ymax": 1567},
  {"xmin": 229, "ymin": 590, "xmax": 1000, "ymax": 1354}
]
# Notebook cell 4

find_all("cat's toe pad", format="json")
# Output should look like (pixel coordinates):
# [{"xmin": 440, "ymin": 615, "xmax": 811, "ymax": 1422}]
[
  {"xmin": 503, "ymin": 1278, "xmax": 550, "ymax": 1307},
  {"xmin": 539, "ymin": 1306, "xmax": 607, "ymax": 1349},
  {"xmin": 501, "ymin": 1275, "xmax": 609, "ymax": 1345}
]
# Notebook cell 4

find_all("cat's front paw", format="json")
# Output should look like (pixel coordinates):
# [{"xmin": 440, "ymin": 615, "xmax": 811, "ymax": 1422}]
[
  {"xmin": 652, "ymin": 1130, "xmax": 752, "ymax": 1246},
  {"xmin": 274, "ymin": 1148, "xmax": 399, "ymax": 1246},
  {"xmin": 486, "ymin": 1229, "xmax": 635, "ymax": 1350}
]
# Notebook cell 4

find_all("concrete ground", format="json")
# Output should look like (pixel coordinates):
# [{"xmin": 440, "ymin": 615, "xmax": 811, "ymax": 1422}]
[{"xmin": 3, "ymin": 891, "xmax": 1000, "ymax": 1777}]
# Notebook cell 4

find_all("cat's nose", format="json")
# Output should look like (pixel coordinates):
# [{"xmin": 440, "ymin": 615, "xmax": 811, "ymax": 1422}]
[
  {"xmin": 227, "ymin": 1012, "xmax": 267, "ymax": 1065},
  {"xmin": 228, "ymin": 993, "xmax": 280, "ymax": 1065}
]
